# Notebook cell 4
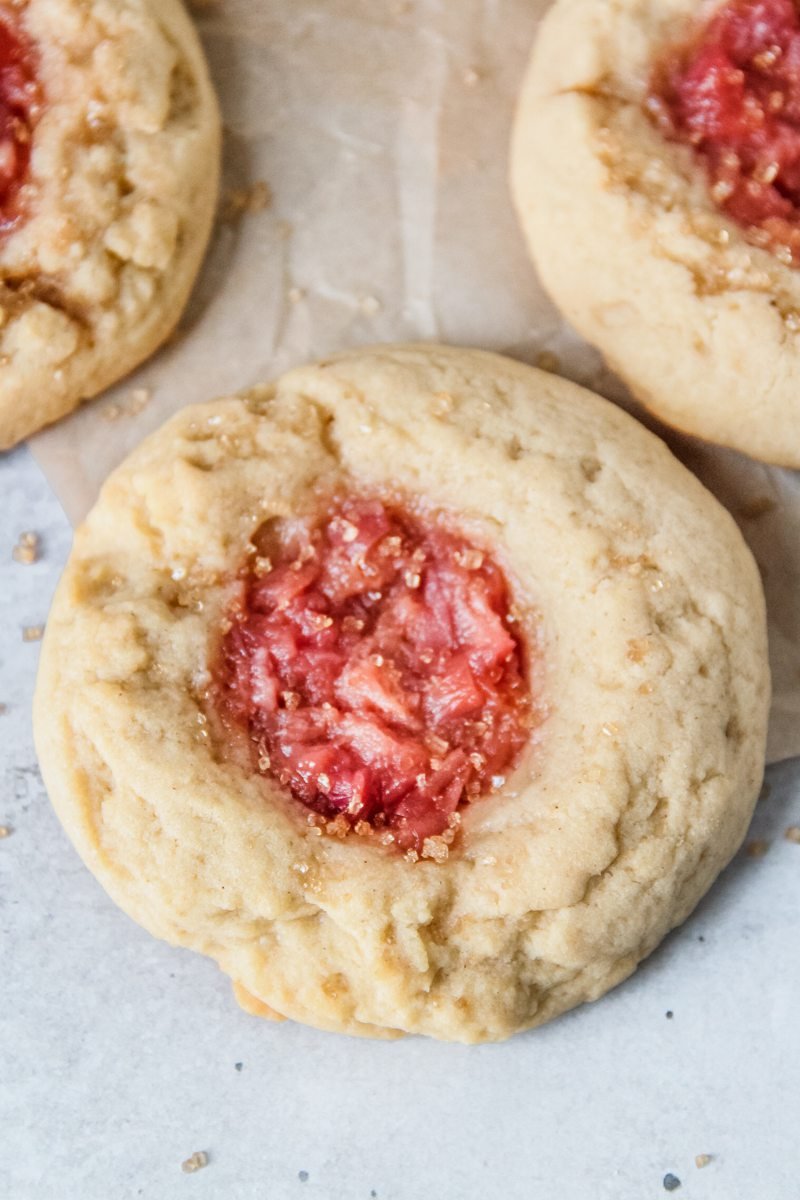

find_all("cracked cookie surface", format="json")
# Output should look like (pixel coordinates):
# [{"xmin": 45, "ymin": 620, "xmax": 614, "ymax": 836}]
[
  {"xmin": 0, "ymin": 0, "xmax": 220, "ymax": 449},
  {"xmin": 33, "ymin": 344, "xmax": 769, "ymax": 1042},
  {"xmin": 511, "ymin": 0, "xmax": 800, "ymax": 467}
]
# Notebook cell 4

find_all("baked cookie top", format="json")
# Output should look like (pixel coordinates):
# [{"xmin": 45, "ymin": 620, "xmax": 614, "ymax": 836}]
[
  {"xmin": 511, "ymin": 0, "xmax": 800, "ymax": 467},
  {"xmin": 34, "ymin": 345, "xmax": 769, "ymax": 1042},
  {"xmin": 0, "ymin": 0, "xmax": 220, "ymax": 449}
]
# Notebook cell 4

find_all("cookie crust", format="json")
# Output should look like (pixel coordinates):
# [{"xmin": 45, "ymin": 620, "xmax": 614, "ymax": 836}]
[
  {"xmin": 511, "ymin": 0, "xmax": 800, "ymax": 468},
  {"xmin": 0, "ymin": 0, "xmax": 220, "ymax": 449},
  {"xmin": 34, "ymin": 345, "xmax": 769, "ymax": 1042}
]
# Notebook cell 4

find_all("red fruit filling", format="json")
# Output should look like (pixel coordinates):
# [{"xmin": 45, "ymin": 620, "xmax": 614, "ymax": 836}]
[
  {"xmin": 0, "ymin": 15, "xmax": 38, "ymax": 231},
  {"xmin": 215, "ymin": 495, "xmax": 535, "ymax": 856},
  {"xmin": 649, "ymin": 0, "xmax": 800, "ymax": 261}
]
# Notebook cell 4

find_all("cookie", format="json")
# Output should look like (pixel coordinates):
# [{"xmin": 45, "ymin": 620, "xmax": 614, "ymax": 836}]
[
  {"xmin": 0, "ymin": 0, "xmax": 220, "ymax": 449},
  {"xmin": 511, "ymin": 0, "xmax": 800, "ymax": 468},
  {"xmin": 34, "ymin": 345, "xmax": 769, "ymax": 1043}
]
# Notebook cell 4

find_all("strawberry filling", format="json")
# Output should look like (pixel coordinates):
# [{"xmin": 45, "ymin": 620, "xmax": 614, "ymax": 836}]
[
  {"xmin": 0, "ymin": 15, "xmax": 38, "ymax": 230},
  {"xmin": 215, "ymin": 496, "xmax": 534, "ymax": 855},
  {"xmin": 648, "ymin": 0, "xmax": 800, "ymax": 261}
]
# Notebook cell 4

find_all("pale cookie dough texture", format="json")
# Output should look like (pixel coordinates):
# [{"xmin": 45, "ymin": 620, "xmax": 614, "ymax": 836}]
[
  {"xmin": 0, "ymin": 0, "xmax": 220, "ymax": 449},
  {"xmin": 511, "ymin": 0, "xmax": 800, "ymax": 468},
  {"xmin": 34, "ymin": 345, "xmax": 770, "ymax": 1043}
]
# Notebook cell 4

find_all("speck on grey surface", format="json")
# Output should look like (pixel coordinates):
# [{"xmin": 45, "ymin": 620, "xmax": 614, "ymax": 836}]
[{"xmin": 2, "ymin": 446, "xmax": 800, "ymax": 1200}]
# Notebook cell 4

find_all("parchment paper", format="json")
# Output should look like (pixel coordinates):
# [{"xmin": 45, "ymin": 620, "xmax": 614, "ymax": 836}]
[{"xmin": 29, "ymin": 0, "xmax": 800, "ymax": 762}]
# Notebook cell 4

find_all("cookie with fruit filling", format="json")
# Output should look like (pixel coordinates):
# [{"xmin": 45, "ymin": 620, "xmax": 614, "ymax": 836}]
[
  {"xmin": 511, "ymin": 0, "xmax": 800, "ymax": 467},
  {"xmin": 0, "ymin": 0, "xmax": 219, "ymax": 449},
  {"xmin": 34, "ymin": 344, "xmax": 769, "ymax": 1043}
]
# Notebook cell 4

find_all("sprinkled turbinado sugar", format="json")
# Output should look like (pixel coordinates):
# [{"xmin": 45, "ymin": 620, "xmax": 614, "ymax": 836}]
[
  {"xmin": 216, "ymin": 495, "xmax": 535, "ymax": 854},
  {"xmin": 0, "ymin": 15, "xmax": 40, "ymax": 229},
  {"xmin": 648, "ymin": 0, "xmax": 800, "ymax": 262}
]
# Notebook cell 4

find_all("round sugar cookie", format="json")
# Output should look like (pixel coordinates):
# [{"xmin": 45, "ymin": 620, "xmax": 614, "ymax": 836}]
[
  {"xmin": 511, "ymin": 0, "xmax": 800, "ymax": 467},
  {"xmin": 34, "ymin": 345, "xmax": 769, "ymax": 1043},
  {"xmin": 0, "ymin": 0, "xmax": 220, "ymax": 449}
]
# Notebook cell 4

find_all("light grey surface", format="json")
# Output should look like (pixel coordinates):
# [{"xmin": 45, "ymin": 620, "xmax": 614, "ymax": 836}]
[{"xmin": 2, "ymin": 445, "xmax": 799, "ymax": 1200}]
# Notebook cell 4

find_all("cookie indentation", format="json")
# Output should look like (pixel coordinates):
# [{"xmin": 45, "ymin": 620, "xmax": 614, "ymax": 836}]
[
  {"xmin": 649, "ymin": 0, "xmax": 800, "ymax": 263},
  {"xmin": 215, "ymin": 494, "xmax": 536, "ymax": 854}
]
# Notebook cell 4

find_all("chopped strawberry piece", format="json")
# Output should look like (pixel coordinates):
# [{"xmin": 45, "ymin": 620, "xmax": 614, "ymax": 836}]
[
  {"xmin": 0, "ymin": 17, "xmax": 40, "ymax": 231},
  {"xmin": 260, "ymin": 622, "xmax": 298, "ymax": 671},
  {"xmin": 287, "ymin": 743, "xmax": 341, "ymax": 788},
  {"xmin": 425, "ymin": 653, "xmax": 484, "ymax": 722},
  {"xmin": 274, "ymin": 706, "xmax": 330, "ymax": 748},
  {"xmin": 252, "ymin": 562, "xmax": 319, "ymax": 611},
  {"xmin": 215, "ymin": 495, "xmax": 535, "ymax": 853},
  {"xmin": 392, "ymin": 751, "xmax": 469, "ymax": 848},
  {"xmin": 449, "ymin": 572, "xmax": 516, "ymax": 670},
  {"xmin": 326, "ymin": 767, "xmax": 369, "ymax": 817},
  {"xmin": 335, "ymin": 653, "xmax": 420, "ymax": 728},
  {"xmin": 249, "ymin": 646, "xmax": 279, "ymax": 712},
  {"xmin": 422, "ymin": 749, "xmax": 471, "ymax": 811},
  {"xmin": 336, "ymin": 712, "xmax": 428, "ymax": 784}
]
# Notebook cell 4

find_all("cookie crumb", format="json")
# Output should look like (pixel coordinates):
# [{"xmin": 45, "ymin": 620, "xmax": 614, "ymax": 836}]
[
  {"xmin": 737, "ymin": 496, "xmax": 776, "ymax": 520},
  {"xmin": 695, "ymin": 1154, "xmax": 712, "ymax": 1169},
  {"xmin": 298, "ymin": 1170, "xmax": 309, "ymax": 1182},
  {"xmin": 12, "ymin": 531, "xmax": 40, "ymax": 564},
  {"xmin": 128, "ymin": 387, "xmax": 151, "ymax": 415},
  {"xmin": 22, "ymin": 624, "xmax": 44, "ymax": 642},
  {"xmin": 535, "ymin": 350, "xmax": 561, "ymax": 373},
  {"xmin": 103, "ymin": 388, "xmax": 152, "ymax": 421},
  {"xmin": 663, "ymin": 1173, "xmax": 681, "ymax": 1191},
  {"xmin": 224, "ymin": 180, "xmax": 272, "ymax": 220},
  {"xmin": 359, "ymin": 294, "xmax": 381, "ymax": 316},
  {"xmin": 287, "ymin": 287, "xmax": 305, "ymax": 304},
  {"xmin": 181, "ymin": 1151, "xmax": 208, "ymax": 1174},
  {"xmin": 746, "ymin": 838, "xmax": 769, "ymax": 858},
  {"xmin": 0, "ymin": 825, "xmax": 12, "ymax": 839},
  {"xmin": 784, "ymin": 826, "xmax": 800, "ymax": 843},
  {"xmin": 463, "ymin": 65, "xmax": 482, "ymax": 87}
]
